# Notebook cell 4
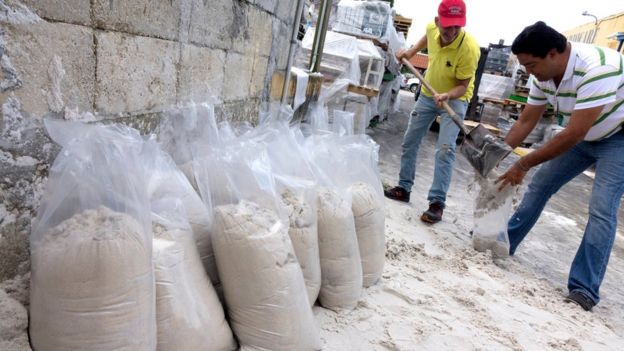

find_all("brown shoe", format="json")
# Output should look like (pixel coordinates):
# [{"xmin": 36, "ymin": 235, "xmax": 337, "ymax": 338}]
[
  {"xmin": 421, "ymin": 202, "xmax": 444, "ymax": 224},
  {"xmin": 384, "ymin": 186, "xmax": 410, "ymax": 203}
]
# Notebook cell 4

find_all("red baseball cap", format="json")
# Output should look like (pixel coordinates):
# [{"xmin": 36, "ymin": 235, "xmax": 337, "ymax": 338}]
[{"xmin": 438, "ymin": 0, "xmax": 466, "ymax": 27}]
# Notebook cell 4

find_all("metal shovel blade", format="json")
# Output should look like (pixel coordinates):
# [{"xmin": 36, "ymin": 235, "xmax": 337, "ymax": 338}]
[{"xmin": 460, "ymin": 124, "xmax": 513, "ymax": 177}]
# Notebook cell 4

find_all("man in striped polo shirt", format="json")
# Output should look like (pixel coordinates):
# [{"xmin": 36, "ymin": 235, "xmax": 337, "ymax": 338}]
[{"xmin": 497, "ymin": 21, "xmax": 624, "ymax": 311}]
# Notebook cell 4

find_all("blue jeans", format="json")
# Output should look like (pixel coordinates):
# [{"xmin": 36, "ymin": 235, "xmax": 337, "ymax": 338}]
[
  {"xmin": 508, "ymin": 130, "xmax": 624, "ymax": 304},
  {"xmin": 398, "ymin": 95, "xmax": 468, "ymax": 204}
]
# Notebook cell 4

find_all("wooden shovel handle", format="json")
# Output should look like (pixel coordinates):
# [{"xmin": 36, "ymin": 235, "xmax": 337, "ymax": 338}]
[{"xmin": 401, "ymin": 58, "xmax": 470, "ymax": 136}]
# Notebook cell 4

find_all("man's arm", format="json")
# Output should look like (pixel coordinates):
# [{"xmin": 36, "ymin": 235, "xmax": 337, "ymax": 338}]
[
  {"xmin": 434, "ymin": 78, "xmax": 470, "ymax": 106},
  {"xmin": 513, "ymin": 105, "xmax": 604, "ymax": 169},
  {"xmin": 396, "ymin": 35, "xmax": 427, "ymax": 61},
  {"xmin": 504, "ymin": 103, "xmax": 547, "ymax": 148},
  {"xmin": 496, "ymin": 105, "xmax": 603, "ymax": 189}
]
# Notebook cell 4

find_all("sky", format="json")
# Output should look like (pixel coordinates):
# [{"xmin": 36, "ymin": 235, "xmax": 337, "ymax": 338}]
[{"xmin": 394, "ymin": 0, "xmax": 624, "ymax": 47}]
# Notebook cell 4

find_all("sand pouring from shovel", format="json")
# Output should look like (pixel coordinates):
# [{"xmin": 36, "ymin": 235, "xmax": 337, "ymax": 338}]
[{"xmin": 402, "ymin": 58, "xmax": 512, "ymax": 177}]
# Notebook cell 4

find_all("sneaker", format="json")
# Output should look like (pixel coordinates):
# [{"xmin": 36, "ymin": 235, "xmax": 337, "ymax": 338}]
[
  {"xmin": 565, "ymin": 291, "xmax": 595, "ymax": 311},
  {"xmin": 384, "ymin": 186, "xmax": 410, "ymax": 203},
  {"xmin": 421, "ymin": 202, "xmax": 444, "ymax": 224}
]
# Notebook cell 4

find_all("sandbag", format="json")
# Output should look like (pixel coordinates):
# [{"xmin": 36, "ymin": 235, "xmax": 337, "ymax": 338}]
[
  {"xmin": 153, "ymin": 225, "xmax": 236, "ymax": 351},
  {"xmin": 472, "ymin": 175, "xmax": 517, "ymax": 258},
  {"xmin": 316, "ymin": 187, "xmax": 363, "ymax": 310},
  {"xmin": 30, "ymin": 207, "xmax": 154, "ymax": 351},
  {"xmin": 213, "ymin": 201, "xmax": 320, "ymax": 351},
  {"xmin": 30, "ymin": 121, "xmax": 155, "ymax": 351},
  {"xmin": 349, "ymin": 182, "xmax": 385, "ymax": 287},
  {"xmin": 282, "ymin": 189, "xmax": 321, "ymax": 306}
]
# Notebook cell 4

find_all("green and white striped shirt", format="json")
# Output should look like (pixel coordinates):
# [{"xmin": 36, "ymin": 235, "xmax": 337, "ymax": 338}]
[{"xmin": 527, "ymin": 42, "xmax": 624, "ymax": 141}]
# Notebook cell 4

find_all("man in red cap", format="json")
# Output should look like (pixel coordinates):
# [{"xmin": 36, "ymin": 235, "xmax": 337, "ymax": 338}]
[{"xmin": 385, "ymin": 0, "xmax": 480, "ymax": 224}]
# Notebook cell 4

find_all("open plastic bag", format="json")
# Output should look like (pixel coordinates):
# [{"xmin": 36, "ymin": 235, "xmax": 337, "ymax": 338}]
[
  {"xmin": 472, "ymin": 173, "xmax": 517, "ymax": 258},
  {"xmin": 149, "ymin": 195, "xmax": 236, "ymax": 351},
  {"xmin": 197, "ymin": 127, "xmax": 321, "ymax": 350},
  {"xmin": 30, "ymin": 120, "xmax": 155, "ymax": 351},
  {"xmin": 142, "ymin": 138, "xmax": 220, "ymax": 286},
  {"xmin": 303, "ymin": 133, "xmax": 363, "ymax": 310},
  {"xmin": 158, "ymin": 101, "xmax": 219, "ymax": 191},
  {"xmin": 251, "ymin": 116, "xmax": 322, "ymax": 306},
  {"xmin": 318, "ymin": 134, "xmax": 385, "ymax": 287}
]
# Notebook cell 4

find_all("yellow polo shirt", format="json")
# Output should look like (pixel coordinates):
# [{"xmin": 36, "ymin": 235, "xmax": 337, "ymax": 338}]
[{"xmin": 422, "ymin": 22, "xmax": 480, "ymax": 101}]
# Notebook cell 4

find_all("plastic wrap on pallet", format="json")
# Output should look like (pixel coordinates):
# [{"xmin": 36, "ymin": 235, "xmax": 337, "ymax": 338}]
[
  {"xmin": 477, "ymin": 73, "xmax": 515, "ymax": 100},
  {"xmin": 356, "ymin": 39, "xmax": 384, "ymax": 89},
  {"xmin": 327, "ymin": 93, "xmax": 372, "ymax": 135},
  {"xmin": 332, "ymin": 0, "xmax": 391, "ymax": 39},
  {"xmin": 297, "ymin": 29, "xmax": 361, "ymax": 84},
  {"xmin": 380, "ymin": 15, "xmax": 406, "ymax": 58},
  {"xmin": 480, "ymin": 103, "xmax": 503, "ymax": 126}
]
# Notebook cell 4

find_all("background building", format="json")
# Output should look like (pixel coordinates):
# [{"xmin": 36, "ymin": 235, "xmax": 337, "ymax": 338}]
[{"xmin": 563, "ymin": 11, "xmax": 624, "ymax": 52}]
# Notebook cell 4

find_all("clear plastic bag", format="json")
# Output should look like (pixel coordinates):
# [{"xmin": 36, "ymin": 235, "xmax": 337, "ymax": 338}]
[
  {"xmin": 149, "ymin": 194, "xmax": 236, "ymax": 351},
  {"xmin": 158, "ymin": 101, "xmax": 220, "ymax": 191},
  {"xmin": 472, "ymin": 173, "xmax": 517, "ymax": 259},
  {"xmin": 142, "ymin": 138, "xmax": 220, "ymax": 286},
  {"xmin": 303, "ymin": 133, "xmax": 363, "ymax": 310},
  {"xmin": 326, "ymin": 134, "xmax": 385, "ymax": 287},
  {"xmin": 197, "ymin": 125, "xmax": 321, "ymax": 350},
  {"xmin": 252, "ymin": 116, "xmax": 322, "ymax": 306},
  {"xmin": 30, "ymin": 120, "xmax": 155, "ymax": 351}
]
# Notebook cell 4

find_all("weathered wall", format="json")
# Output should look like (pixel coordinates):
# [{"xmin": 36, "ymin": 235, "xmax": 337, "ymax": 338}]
[{"xmin": 0, "ymin": 0, "xmax": 296, "ymax": 282}]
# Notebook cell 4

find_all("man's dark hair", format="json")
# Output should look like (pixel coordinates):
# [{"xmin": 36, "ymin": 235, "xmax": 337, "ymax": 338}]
[{"xmin": 511, "ymin": 21, "xmax": 567, "ymax": 58}]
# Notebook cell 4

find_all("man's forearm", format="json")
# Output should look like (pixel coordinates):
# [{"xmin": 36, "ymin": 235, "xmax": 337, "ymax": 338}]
[
  {"xmin": 404, "ymin": 36, "xmax": 427, "ymax": 60},
  {"xmin": 519, "ymin": 129, "xmax": 582, "ymax": 169},
  {"xmin": 447, "ymin": 85, "xmax": 467, "ymax": 100},
  {"xmin": 504, "ymin": 104, "xmax": 546, "ymax": 148}
]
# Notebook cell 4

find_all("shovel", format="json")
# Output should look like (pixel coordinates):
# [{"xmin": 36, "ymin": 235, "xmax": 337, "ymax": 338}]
[{"xmin": 402, "ymin": 58, "xmax": 512, "ymax": 177}]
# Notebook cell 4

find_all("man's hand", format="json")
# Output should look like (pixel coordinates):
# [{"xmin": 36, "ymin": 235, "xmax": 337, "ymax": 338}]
[
  {"xmin": 434, "ymin": 93, "xmax": 450, "ymax": 107},
  {"xmin": 495, "ymin": 162, "xmax": 528, "ymax": 191},
  {"xmin": 395, "ymin": 49, "xmax": 406, "ymax": 62}
]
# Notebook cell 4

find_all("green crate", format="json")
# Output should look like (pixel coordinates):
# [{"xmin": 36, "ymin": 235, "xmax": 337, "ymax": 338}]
[{"xmin": 508, "ymin": 94, "xmax": 528, "ymax": 103}]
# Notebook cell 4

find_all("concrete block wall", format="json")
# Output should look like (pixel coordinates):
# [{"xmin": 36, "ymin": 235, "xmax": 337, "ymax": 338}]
[{"xmin": 0, "ymin": 0, "xmax": 297, "ymax": 282}]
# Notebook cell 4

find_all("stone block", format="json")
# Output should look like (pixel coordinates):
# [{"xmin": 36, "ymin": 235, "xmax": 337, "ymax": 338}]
[
  {"xmin": 253, "ymin": 0, "xmax": 276, "ymax": 14},
  {"xmin": 0, "ymin": 21, "xmax": 95, "ymax": 118},
  {"xmin": 274, "ymin": 21, "xmax": 291, "ymax": 71},
  {"xmin": 250, "ymin": 54, "xmax": 269, "ymax": 98},
  {"xmin": 178, "ymin": 45, "xmax": 226, "ymax": 103},
  {"xmin": 223, "ymin": 52, "xmax": 254, "ymax": 101},
  {"xmin": 216, "ymin": 98, "xmax": 260, "ymax": 124},
  {"xmin": 95, "ymin": 31, "xmax": 179, "ymax": 115},
  {"xmin": 275, "ymin": 0, "xmax": 295, "ymax": 25},
  {"xmin": 93, "ymin": 0, "xmax": 183, "ymax": 41},
  {"xmin": 21, "ymin": 0, "xmax": 91, "ymax": 26},
  {"xmin": 241, "ymin": 6, "xmax": 273, "ymax": 56},
  {"xmin": 189, "ymin": 0, "xmax": 239, "ymax": 50}
]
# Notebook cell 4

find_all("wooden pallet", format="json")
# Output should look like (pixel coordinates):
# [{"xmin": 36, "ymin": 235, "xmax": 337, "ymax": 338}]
[
  {"xmin": 347, "ymin": 84, "xmax": 379, "ymax": 98},
  {"xmin": 394, "ymin": 15, "xmax": 412, "ymax": 35}
]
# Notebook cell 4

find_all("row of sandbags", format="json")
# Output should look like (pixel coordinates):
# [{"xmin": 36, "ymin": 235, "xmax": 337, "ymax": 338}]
[
  {"xmin": 29, "ymin": 101, "xmax": 385, "ymax": 351},
  {"xmin": 29, "ymin": 121, "xmax": 236, "ymax": 350},
  {"xmin": 161, "ymin": 103, "xmax": 386, "ymax": 309}
]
